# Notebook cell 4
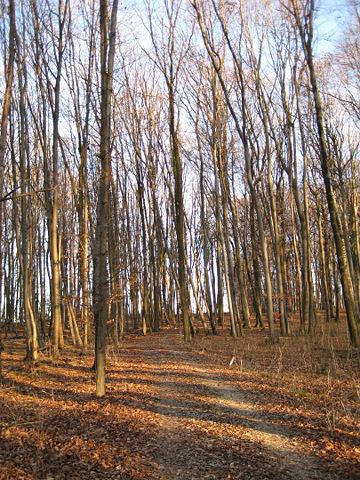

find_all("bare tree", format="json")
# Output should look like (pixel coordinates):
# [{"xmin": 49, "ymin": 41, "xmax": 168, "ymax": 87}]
[
  {"xmin": 288, "ymin": 0, "xmax": 360, "ymax": 347},
  {"xmin": 93, "ymin": 0, "xmax": 119, "ymax": 397},
  {"xmin": 192, "ymin": 0, "xmax": 277, "ymax": 341},
  {"xmin": 0, "ymin": 0, "xmax": 16, "ymax": 361},
  {"xmin": 146, "ymin": 0, "xmax": 192, "ymax": 341}
]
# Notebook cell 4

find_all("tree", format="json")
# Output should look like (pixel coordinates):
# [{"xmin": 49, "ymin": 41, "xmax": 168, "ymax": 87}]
[
  {"xmin": 192, "ymin": 0, "xmax": 277, "ymax": 341},
  {"xmin": 0, "ymin": 0, "xmax": 16, "ymax": 365},
  {"xmin": 93, "ymin": 0, "xmax": 119, "ymax": 397},
  {"xmin": 16, "ymin": 11, "xmax": 40, "ymax": 361},
  {"xmin": 289, "ymin": 0, "xmax": 360, "ymax": 347},
  {"xmin": 146, "ymin": 0, "xmax": 192, "ymax": 341},
  {"xmin": 29, "ymin": 0, "xmax": 70, "ymax": 356},
  {"xmin": 63, "ymin": 0, "xmax": 97, "ymax": 353}
]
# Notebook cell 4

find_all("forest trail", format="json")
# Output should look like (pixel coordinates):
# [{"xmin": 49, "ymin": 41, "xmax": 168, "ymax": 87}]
[
  {"xmin": 1, "ymin": 328, "xmax": 359, "ymax": 479},
  {"xmin": 135, "ymin": 330, "xmax": 332, "ymax": 480}
]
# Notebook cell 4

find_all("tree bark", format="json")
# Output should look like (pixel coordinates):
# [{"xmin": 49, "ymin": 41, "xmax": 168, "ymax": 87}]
[
  {"xmin": 291, "ymin": 0, "xmax": 360, "ymax": 347},
  {"xmin": 93, "ymin": 0, "xmax": 119, "ymax": 397},
  {"xmin": 0, "ymin": 0, "xmax": 16, "ymax": 363}
]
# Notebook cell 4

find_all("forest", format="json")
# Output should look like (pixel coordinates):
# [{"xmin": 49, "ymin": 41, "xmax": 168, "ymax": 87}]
[
  {"xmin": 0, "ymin": 0, "xmax": 359, "ymax": 383},
  {"xmin": 0, "ymin": 0, "xmax": 360, "ymax": 477}
]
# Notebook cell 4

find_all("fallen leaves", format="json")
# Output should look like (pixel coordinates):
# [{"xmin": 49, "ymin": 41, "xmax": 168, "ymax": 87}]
[{"xmin": 0, "ymin": 328, "xmax": 359, "ymax": 479}]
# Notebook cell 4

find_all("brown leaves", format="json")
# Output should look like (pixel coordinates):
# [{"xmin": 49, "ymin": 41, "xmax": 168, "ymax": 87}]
[{"xmin": 0, "ymin": 328, "xmax": 359, "ymax": 479}]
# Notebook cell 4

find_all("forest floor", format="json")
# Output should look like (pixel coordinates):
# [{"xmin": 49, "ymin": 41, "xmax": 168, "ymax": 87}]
[{"xmin": 0, "ymin": 318, "xmax": 360, "ymax": 479}]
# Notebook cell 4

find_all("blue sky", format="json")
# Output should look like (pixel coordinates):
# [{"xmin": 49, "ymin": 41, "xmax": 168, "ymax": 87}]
[{"xmin": 316, "ymin": 0, "xmax": 351, "ymax": 53}]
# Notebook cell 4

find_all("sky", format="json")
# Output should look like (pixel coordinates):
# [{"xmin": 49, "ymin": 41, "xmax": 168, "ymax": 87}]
[{"xmin": 316, "ymin": 0, "xmax": 352, "ymax": 53}]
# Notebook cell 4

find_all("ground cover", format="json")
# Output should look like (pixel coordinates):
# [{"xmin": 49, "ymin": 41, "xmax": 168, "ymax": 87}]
[{"xmin": 0, "ymin": 319, "xmax": 359, "ymax": 479}]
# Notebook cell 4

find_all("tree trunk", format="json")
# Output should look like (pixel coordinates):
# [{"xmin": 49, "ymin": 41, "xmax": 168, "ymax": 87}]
[
  {"xmin": 249, "ymin": 200, "xmax": 264, "ymax": 328},
  {"xmin": 198, "ymin": 124, "xmax": 216, "ymax": 334},
  {"xmin": 93, "ymin": 0, "xmax": 119, "ymax": 397},
  {"xmin": 169, "ymin": 88, "xmax": 191, "ymax": 342},
  {"xmin": 291, "ymin": 0, "xmax": 360, "ymax": 347},
  {"xmin": 193, "ymin": 1, "xmax": 276, "ymax": 341},
  {"xmin": 17, "ymin": 38, "xmax": 39, "ymax": 362},
  {"xmin": 0, "ymin": 0, "xmax": 16, "ymax": 363}
]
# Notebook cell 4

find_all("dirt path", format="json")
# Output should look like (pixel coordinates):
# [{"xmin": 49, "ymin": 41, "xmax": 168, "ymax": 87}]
[
  {"xmin": 1, "ymin": 329, "xmax": 358, "ymax": 479},
  {"xmin": 131, "ymin": 330, "xmax": 336, "ymax": 480}
]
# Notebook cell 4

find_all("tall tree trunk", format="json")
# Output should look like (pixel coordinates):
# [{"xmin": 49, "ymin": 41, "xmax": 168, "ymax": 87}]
[
  {"xmin": 41, "ymin": 0, "xmax": 69, "ymax": 357},
  {"xmin": 350, "ymin": 165, "xmax": 360, "ymax": 318},
  {"xmin": 315, "ymin": 192, "xmax": 332, "ymax": 321},
  {"xmin": 231, "ymin": 203, "xmax": 251, "ymax": 330},
  {"xmin": 249, "ymin": 200, "xmax": 264, "ymax": 328},
  {"xmin": 134, "ymin": 149, "xmax": 149, "ymax": 333},
  {"xmin": 17, "ymin": 34, "xmax": 39, "ymax": 361},
  {"xmin": 198, "ymin": 120, "xmax": 216, "ymax": 334},
  {"xmin": 193, "ymin": 0, "xmax": 276, "ymax": 341},
  {"xmin": 93, "ymin": 0, "xmax": 119, "ymax": 397},
  {"xmin": 169, "ymin": 88, "xmax": 191, "ymax": 341},
  {"xmin": 291, "ymin": 0, "xmax": 360, "ymax": 347},
  {"xmin": 0, "ymin": 0, "xmax": 16, "ymax": 365}
]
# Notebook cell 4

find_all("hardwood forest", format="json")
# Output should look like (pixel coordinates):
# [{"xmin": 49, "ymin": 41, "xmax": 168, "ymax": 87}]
[{"xmin": 0, "ymin": 0, "xmax": 360, "ymax": 478}]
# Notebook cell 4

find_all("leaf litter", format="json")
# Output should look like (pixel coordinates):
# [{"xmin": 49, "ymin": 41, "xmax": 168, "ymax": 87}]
[{"xmin": 0, "ymin": 326, "xmax": 359, "ymax": 480}]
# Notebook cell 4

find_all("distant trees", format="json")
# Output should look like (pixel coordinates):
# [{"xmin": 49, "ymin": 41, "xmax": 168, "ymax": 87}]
[
  {"xmin": 0, "ymin": 0, "xmax": 359, "ymax": 392},
  {"xmin": 146, "ymin": 0, "xmax": 193, "ymax": 341}
]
